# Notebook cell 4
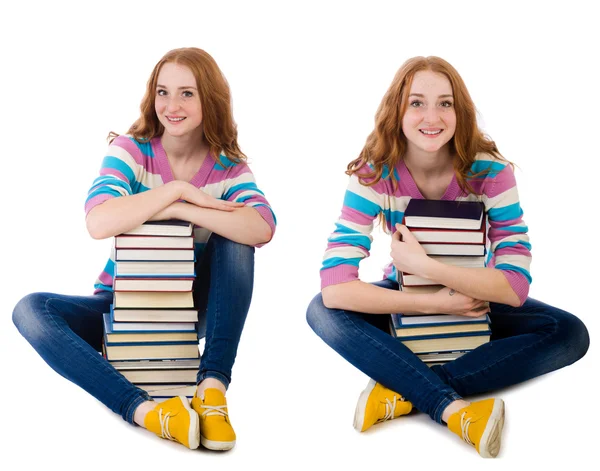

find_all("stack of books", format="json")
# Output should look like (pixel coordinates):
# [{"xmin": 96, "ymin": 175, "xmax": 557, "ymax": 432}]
[
  {"xmin": 102, "ymin": 220, "xmax": 200, "ymax": 401},
  {"xmin": 393, "ymin": 199, "xmax": 491, "ymax": 366}
]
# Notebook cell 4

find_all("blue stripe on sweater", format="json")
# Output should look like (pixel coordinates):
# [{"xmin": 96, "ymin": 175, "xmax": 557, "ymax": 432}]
[
  {"xmin": 496, "ymin": 240, "xmax": 532, "ymax": 251},
  {"xmin": 343, "ymin": 191, "xmax": 380, "ymax": 217},
  {"xmin": 495, "ymin": 263, "xmax": 532, "ymax": 283},
  {"xmin": 328, "ymin": 234, "xmax": 372, "ymax": 249},
  {"xmin": 321, "ymin": 257, "xmax": 362, "ymax": 269},
  {"xmin": 488, "ymin": 202, "xmax": 523, "ymax": 221}
]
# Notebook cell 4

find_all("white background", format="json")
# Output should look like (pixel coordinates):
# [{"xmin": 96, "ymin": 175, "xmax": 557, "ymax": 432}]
[{"xmin": 1, "ymin": 0, "xmax": 598, "ymax": 468}]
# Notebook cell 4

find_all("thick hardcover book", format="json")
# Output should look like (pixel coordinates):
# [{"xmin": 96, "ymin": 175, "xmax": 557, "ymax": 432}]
[
  {"xmin": 115, "ymin": 248, "xmax": 195, "ymax": 261},
  {"xmin": 404, "ymin": 199, "xmax": 484, "ymax": 230},
  {"xmin": 139, "ymin": 384, "xmax": 197, "ymax": 400},
  {"xmin": 123, "ymin": 220, "xmax": 194, "ymax": 237},
  {"xmin": 417, "ymin": 351, "xmax": 467, "ymax": 363},
  {"xmin": 113, "ymin": 277, "xmax": 194, "ymax": 292},
  {"xmin": 111, "ymin": 305, "xmax": 198, "ymax": 323},
  {"xmin": 410, "ymin": 219, "xmax": 486, "ymax": 244},
  {"xmin": 400, "ymin": 285, "xmax": 444, "ymax": 294},
  {"xmin": 115, "ymin": 235, "xmax": 194, "ymax": 249},
  {"xmin": 113, "ymin": 291, "xmax": 195, "ymax": 309},
  {"xmin": 421, "ymin": 243, "xmax": 485, "ymax": 256},
  {"xmin": 108, "ymin": 310, "xmax": 196, "ymax": 332},
  {"xmin": 109, "ymin": 359, "xmax": 201, "ymax": 370},
  {"xmin": 103, "ymin": 337, "xmax": 200, "ymax": 361},
  {"xmin": 399, "ymin": 331, "xmax": 491, "ymax": 354},
  {"xmin": 103, "ymin": 313, "xmax": 198, "ymax": 344},
  {"xmin": 114, "ymin": 260, "xmax": 195, "ymax": 277},
  {"xmin": 118, "ymin": 369, "xmax": 198, "ymax": 384},
  {"xmin": 391, "ymin": 313, "xmax": 490, "ymax": 337},
  {"xmin": 392, "ymin": 313, "xmax": 490, "ymax": 328}
]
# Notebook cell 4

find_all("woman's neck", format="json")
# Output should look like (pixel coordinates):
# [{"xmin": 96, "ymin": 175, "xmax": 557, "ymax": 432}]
[
  {"xmin": 161, "ymin": 129, "xmax": 209, "ymax": 162},
  {"xmin": 403, "ymin": 147, "xmax": 454, "ymax": 179}
]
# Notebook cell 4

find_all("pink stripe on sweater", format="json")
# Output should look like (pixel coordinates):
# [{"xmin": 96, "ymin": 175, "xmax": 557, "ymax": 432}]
[
  {"xmin": 320, "ymin": 264, "xmax": 359, "ymax": 289},
  {"xmin": 205, "ymin": 162, "xmax": 252, "ymax": 185},
  {"xmin": 253, "ymin": 205, "xmax": 276, "ymax": 248},
  {"xmin": 100, "ymin": 167, "xmax": 128, "ymax": 182},
  {"xmin": 502, "ymin": 271, "xmax": 530, "ymax": 305},
  {"xmin": 340, "ymin": 205, "xmax": 377, "ymax": 226},
  {"xmin": 111, "ymin": 136, "xmax": 146, "ymax": 166},
  {"xmin": 98, "ymin": 270, "xmax": 114, "ymax": 286},
  {"xmin": 85, "ymin": 194, "xmax": 113, "ymax": 215}
]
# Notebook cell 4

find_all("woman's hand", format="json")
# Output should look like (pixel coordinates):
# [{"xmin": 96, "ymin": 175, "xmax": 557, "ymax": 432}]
[
  {"xmin": 431, "ymin": 287, "xmax": 489, "ymax": 317},
  {"xmin": 391, "ymin": 223, "xmax": 431, "ymax": 276},
  {"xmin": 171, "ymin": 181, "xmax": 245, "ymax": 211}
]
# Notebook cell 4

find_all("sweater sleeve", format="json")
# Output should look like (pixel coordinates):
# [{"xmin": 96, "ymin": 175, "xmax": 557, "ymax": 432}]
[
  {"xmin": 482, "ymin": 162, "xmax": 532, "ymax": 305},
  {"xmin": 320, "ymin": 171, "xmax": 385, "ymax": 289},
  {"xmin": 84, "ymin": 136, "xmax": 143, "ymax": 216},
  {"xmin": 220, "ymin": 159, "xmax": 276, "ymax": 248}
]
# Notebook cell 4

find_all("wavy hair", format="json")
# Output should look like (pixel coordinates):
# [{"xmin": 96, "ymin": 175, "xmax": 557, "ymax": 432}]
[
  {"xmin": 348, "ymin": 56, "xmax": 507, "ymax": 194},
  {"xmin": 109, "ymin": 47, "xmax": 246, "ymax": 164}
]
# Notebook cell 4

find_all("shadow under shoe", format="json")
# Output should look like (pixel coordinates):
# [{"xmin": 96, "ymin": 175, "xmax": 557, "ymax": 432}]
[
  {"xmin": 191, "ymin": 388, "xmax": 236, "ymax": 451},
  {"xmin": 354, "ymin": 379, "xmax": 413, "ymax": 432},
  {"xmin": 144, "ymin": 396, "xmax": 200, "ymax": 450},
  {"xmin": 447, "ymin": 398, "xmax": 505, "ymax": 458}
]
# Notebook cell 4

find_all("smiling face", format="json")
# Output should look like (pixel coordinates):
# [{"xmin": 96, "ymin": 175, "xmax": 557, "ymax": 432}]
[
  {"xmin": 401, "ymin": 70, "xmax": 456, "ymax": 157},
  {"xmin": 154, "ymin": 62, "xmax": 203, "ymax": 139}
]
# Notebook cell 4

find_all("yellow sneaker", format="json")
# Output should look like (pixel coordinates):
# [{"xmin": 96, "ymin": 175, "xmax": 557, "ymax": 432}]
[
  {"xmin": 353, "ymin": 379, "xmax": 413, "ymax": 432},
  {"xmin": 447, "ymin": 398, "xmax": 505, "ymax": 458},
  {"xmin": 191, "ymin": 388, "xmax": 236, "ymax": 451},
  {"xmin": 144, "ymin": 396, "xmax": 200, "ymax": 450}
]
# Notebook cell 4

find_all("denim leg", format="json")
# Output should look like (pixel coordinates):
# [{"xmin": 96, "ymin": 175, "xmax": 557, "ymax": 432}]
[
  {"xmin": 430, "ymin": 298, "xmax": 590, "ymax": 396},
  {"xmin": 194, "ymin": 233, "xmax": 255, "ymax": 389},
  {"xmin": 306, "ymin": 280, "xmax": 461, "ymax": 424},
  {"xmin": 12, "ymin": 291, "xmax": 151, "ymax": 423}
]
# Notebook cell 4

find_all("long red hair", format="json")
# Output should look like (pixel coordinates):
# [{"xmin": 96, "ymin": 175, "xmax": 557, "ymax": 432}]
[
  {"xmin": 109, "ymin": 47, "xmax": 246, "ymax": 163},
  {"xmin": 348, "ymin": 56, "xmax": 506, "ymax": 194}
]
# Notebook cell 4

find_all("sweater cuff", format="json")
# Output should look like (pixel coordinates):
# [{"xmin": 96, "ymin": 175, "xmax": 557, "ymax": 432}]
[
  {"xmin": 501, "ymin": 270, "xmax": 530, "ymax": 306},
  {"xmin": 320, "ymin": 265, "xmax": 359, "ymax": 289},
  {"xmin": 252, "ymin": 205, "xmax": 276, "ymax": 248}
]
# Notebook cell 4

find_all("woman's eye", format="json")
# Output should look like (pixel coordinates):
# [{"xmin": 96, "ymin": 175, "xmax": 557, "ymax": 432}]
[
  {"xmin": 183, "ymin": 91, "xmax": 194, "ymax": 98},
  {"xmin": 440, "ymin": 100, "xmax": 454, "ymax": 108},
  {"xmin": 410, "ymin": 100, "xmax": 423, "ymax": 107},
  {"xmin": 157, "ymin": 89, "xmax": 167, "ymax": 96}
]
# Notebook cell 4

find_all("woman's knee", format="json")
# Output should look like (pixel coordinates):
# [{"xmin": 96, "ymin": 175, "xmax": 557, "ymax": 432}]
[
  {"xmin": 13, "ymin": 292, "xmax": 50, "ymax": 343},
  {"xmin": 559, "ymin": 312, "xmax": 590, "ymax": 365},
  {"xmin": 208, "ymin": 234, "xmax": 254, "ymax": 275},
  {"xmin": 306, "ymin": 292, "xmax": 339, "ymax": 341}
]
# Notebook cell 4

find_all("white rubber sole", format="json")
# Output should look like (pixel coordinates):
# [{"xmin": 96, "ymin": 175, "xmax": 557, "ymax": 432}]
[
  {"xmin": 353, "ymin": 379, "xmax": 377, "ymax": 431},
  {"xmin": 201, "ymin": 435, "xmax": 236, "ymax": 451},
  {"xmin": 178, "ymin": 395, "xmax": 200, "ymax": 450},
  {"xmin": 478, "ymin": 398, "xmax": 505, "ymax": 458}
]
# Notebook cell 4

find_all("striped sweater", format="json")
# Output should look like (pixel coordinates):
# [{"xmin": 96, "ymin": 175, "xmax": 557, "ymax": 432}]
[
  {"xmin": 320, "ymin": 154, "xmax": 532, "ymax": 305},
  {"xmin": 85, "ymin": 135, "xmax": 276, "ymax": 293}
]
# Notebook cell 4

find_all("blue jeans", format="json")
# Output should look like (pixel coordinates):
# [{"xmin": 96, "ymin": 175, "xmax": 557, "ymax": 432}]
[
  {"xmin": 306, "ymin": 279, "xmax": 589, "ymax": 424},
  {"xmin": 12, "ymin": 234, "xmax": 255, "ymax": 424}
]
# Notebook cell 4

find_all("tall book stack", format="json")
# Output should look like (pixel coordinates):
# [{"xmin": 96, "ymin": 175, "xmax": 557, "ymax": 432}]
[
  {"xmin": 393, "ymin": 199, "xmax": 492, "ymax": 366},
  {"xmin": 102, "ymin": 220, "xmax": 200, "ymax": 401}
]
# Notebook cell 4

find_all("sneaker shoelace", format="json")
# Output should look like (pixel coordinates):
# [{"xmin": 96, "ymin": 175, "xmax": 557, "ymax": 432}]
[
  {"xmin": 201, "ymin": 404, "xmax": 228, "ymax": 419},
  {"xmin": 460, "ymin": 412, "xmax": 474, "ymax": 446},
  {"xmin": 158, "ymin": 409, "xmax": 174, "ymax": 441},
  {"xmin": 381, "ymin": 395, "xmax": 405, "ymax": 422}
]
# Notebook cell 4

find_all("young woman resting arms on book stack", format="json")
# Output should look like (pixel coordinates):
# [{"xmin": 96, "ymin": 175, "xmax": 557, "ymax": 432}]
[
  {"xmin": 306, "ymin": 56, "xmax": 589, "ymax": 458},
  {"xmin": 13, "ymin": 47, "xmax": 276, "ymax": 451}
]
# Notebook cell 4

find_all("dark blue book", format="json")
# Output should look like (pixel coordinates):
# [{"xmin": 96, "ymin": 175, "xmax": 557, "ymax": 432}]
[
  {"xmin": 391, "ymin": 313, "xmax": 490, "ymax": 338},
  {"xmin": 103, "ymin": 313, "xmax": 198, "ymax": 344},
  {"xmin": 403, "ymin": 199, "xmax": 484, "ymax": 230}
]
